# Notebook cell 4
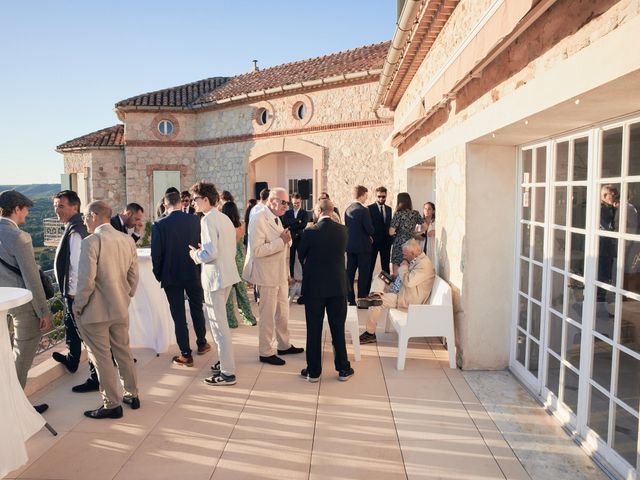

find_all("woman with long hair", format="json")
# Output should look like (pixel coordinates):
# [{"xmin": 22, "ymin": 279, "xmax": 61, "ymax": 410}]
[
  {"xmin": 388, "ymin": 192, "xmax": 423, "ymax": 276},
  {"xmin": 221, "ymin": 200, "xmax": 257, "ymax": 328},
  {"xmin": 421, "ymin": 202, "xmax": 436, "ymax": 263}
]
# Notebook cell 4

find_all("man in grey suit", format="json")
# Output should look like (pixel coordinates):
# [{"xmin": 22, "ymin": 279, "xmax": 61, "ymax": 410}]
[
  {"xmin": 73, "ymin": 201, "xmax": 140, "ymax": 419},
  {"xmin": 0, "ymin": 190, "xmax": 51, "ymax": 413}
]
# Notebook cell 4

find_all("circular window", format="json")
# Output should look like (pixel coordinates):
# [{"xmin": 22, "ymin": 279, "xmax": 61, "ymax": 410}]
[
  {"xmin": 294, "ymin": 102, "xmax": 306, "ymax": 120},
  {"xmin": 158, "ymin": 120, "xmax": 174, "ymax": 136},
  {"xmin": 256, "ymin": 108, "xmax": 270, "ymax": 126}
]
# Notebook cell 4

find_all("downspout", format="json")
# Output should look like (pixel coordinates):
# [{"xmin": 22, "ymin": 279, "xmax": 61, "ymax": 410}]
[{"xmin": 374, "ymin": 0, "xmax": 424, "ymax": 111}]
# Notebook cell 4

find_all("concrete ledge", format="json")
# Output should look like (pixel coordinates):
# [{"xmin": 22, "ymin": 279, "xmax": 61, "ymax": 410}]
[{"xmin": 24, "ymin": 350, "xmax": 88, "ymax": 397}]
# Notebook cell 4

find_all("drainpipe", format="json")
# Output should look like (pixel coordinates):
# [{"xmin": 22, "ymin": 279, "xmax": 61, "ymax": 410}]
[{"xmin": 375, "ymin": 0, "xmax": 424, "ymax": 110}]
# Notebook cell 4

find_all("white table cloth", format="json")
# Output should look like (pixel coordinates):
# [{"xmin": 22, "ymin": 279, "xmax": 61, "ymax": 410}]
[
  {"xmin": 128, "ymin": 249, "xmax": 175, "ymax": 354},
  {"xmin": 0, "ymin": 287, "xmax": 45, "ymax": 478}
]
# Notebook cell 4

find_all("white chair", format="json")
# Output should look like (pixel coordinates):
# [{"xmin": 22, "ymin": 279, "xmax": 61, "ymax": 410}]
[
  {"xmin": 387, "ymin": 276, "xmax": 456, "ymax": 370},
  {"xmin": 323, "ymin": 306, "xmax": 361, "ymax": 361}
]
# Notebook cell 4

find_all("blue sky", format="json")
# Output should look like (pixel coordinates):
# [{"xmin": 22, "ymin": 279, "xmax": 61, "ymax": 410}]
[{"xmin": 0, "ymin": 1, "xmax": 395, "ymax": 184}]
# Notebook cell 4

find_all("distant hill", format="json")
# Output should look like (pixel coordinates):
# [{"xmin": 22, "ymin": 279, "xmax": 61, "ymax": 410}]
[{"xmin": 0, "ymin": 184, "xmax": 60, "ymax": 200}]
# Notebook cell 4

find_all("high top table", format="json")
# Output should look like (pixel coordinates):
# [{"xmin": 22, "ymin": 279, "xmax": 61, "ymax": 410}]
[
  {"xmin": 128, "ymin": 248, "xmax": 175, "ymax": 354},
  {"xmin": 0, "ymin": 287, "xmax": 45, "ymax": 478}
]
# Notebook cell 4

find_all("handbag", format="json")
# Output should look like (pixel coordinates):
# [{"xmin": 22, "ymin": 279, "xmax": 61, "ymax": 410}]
[{"xmin": 0, "ymin": 256, "xmax": 55, "ymax": 300}]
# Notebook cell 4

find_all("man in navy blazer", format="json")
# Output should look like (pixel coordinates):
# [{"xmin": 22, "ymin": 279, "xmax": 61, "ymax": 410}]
[
  {"xmin": 367, "ymin": 186, "xmax": 392, "ymax": 285},
  {"xmin": 344, "ymin": 185, "xmax": 375, "ymax": 305},
  {"xmin": 151, "ymin": 191, "xmax": 210, "ymax": 365},
  {"xmin": 298, "ymin": 199, "xmax": 353, "ymax": 382},
  {"xmin": 110, "ymin": 202, "xmax": 145, "ymax": 243},
  {"xmin": 281, "ymin": 193, "xmax": 309, "ymax": 279}
]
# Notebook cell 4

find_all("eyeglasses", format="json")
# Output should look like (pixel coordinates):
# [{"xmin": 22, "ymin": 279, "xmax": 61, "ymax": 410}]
[{"xmin": 278, "ymin": 200, "xmax": 288, "ymax": 206}]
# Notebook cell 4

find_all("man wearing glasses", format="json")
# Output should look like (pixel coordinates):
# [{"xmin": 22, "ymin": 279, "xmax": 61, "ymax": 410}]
[
  {"xmin": 368, "ymin": 186, "xmax": 392, "ymax": 286},
  {"xmin": 243, "ymin": 187, "xmax": 304, "ymax": 365}
]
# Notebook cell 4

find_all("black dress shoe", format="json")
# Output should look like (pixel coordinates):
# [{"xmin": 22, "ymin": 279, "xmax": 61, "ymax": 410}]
[
  {"xmin": 84, "ymin": 405, "xmax": 123, "ymax": 419},
  {"xmin": 338, "ymin": 367, "xmax": 355, "ymax": 382},
  {"xmin": 296, "ymin": 296, "xmax": 305, "ymax": 305},
  {"xmin": 72, "ymin": 378, "xmax": 100, "ymax": 393},
  {"xmin": 123, "ymin": 395, "xmax": 140, "ymax": 410},
  {"xmin": 277, "ymin": 345, "xmax": 304, "ymax": 355},
  {"xmin": 52, "ymin": 352, "xmax": 78, "ymax": 373},
  {"xmin": 259, "ymin": 355, "xmax": 286, "ymax": 366},
  {"xmin": 33, "ymin": 403, "xmax": 49, "ymax": 414},
  {"xmin": 300, "ymin": 368, "xmax": 320, "ymax": 383}
]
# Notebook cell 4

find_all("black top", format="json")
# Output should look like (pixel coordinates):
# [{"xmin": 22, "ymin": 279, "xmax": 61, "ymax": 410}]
[
  {"xmin": 151, "ymin": 210, "xmax": 202, "ymax": 288},
  {"xmin": 298, "ymin": 218, "xmax": 348, "ymax": 298},
  {"xmin": 282, "ymin": 208, "xmax": 310, "ymax": 242},
  {"xmin": 54, "ymin": 213, "xmax": 88, "ymax": 296},
  {"xmin": 344, "ymin": 202, "xmax": 374, "ymax": 253},
  {"xmin": 368, "ymin": 202, "xmax": 392, "ymax": 247},
  {"xmin": 110, "ymin": 214, "xmax": 141, "ymax": 243}
]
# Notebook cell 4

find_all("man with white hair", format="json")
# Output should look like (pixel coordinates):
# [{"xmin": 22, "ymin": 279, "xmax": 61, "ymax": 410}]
[
  {"xmin": 243, "ymin": 187, "xmax": 304, "ymax": 365},
  {"xmin": 358, "ymin": 238, "xmax": 435, "ymax": 344}
]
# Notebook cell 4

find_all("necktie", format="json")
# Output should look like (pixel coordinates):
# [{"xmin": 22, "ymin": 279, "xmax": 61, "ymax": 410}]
[
  {"xmin": 275, "ymin": 217, "xmax": 279, "ymax": 226},
  {"xmin": 380, "ymin": 204, "xmax": 385, "ymax": 222}
]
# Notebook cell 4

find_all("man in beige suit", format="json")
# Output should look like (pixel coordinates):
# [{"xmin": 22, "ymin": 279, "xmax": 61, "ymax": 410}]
[
  {"xmin": 243, "ymin": 187, "xmax": 304, "ymax": 365},
  {"xmin": 73, "ymin": 201, "xmax": 140, "ymax": 419},
  {"xmin": 358, "ymin": 239, "xmax": 435, "ymax": 344}
]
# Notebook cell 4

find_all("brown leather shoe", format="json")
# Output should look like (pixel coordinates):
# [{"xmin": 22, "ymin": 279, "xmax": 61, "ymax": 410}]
[
  {"xmin": 172, "ymin": 355, "xmax": 194, "ymax": 367},
  {"xmin": 197, "ymin": 343, "xmax": 212, "ymax": 355}
]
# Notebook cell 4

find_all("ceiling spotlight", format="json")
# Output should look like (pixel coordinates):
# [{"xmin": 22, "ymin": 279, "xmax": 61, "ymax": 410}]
[
  {"xmin": 524, "ymin": 120, "xmax": 529, "ymax": 126},
  {"xmin": 574, "ymin": 98, "xmax": 581, "ymax": 105},
  {"xmin": 491, "ymin": 133, "xmax": 496, "ymax": 138}
]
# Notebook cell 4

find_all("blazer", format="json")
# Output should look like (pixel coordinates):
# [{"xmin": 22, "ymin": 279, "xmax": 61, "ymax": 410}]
[
  {"xmin": 344, "ymin": 202, "xmax": 374, "ymax": 254},
  {"xmin": 298, "ymin": 217, "xmax": 348, "ymax": 298},
  {"xmin": 192, "ymin": 208, "xmax": 240, "ymax": 292},
  {"xmin": 151, "ymin": 210, "xmax": 201, "ymax": 288},
  {"xmin": 110, "ymin": 214, "xmax": 140, "ymax": 243},
  {"xmin": 243, "ymin": 208, "xmax": 289, "ymax": 287},
  {"xmin": 368, "ymin": 202, "xmax": 392, "ymax": 247},
  {"xmin": 396, "ymin": 253, "xmax": 436, "ymax": 308},
  {"xmin": 282, "ymin": 208, "xmax": 310, "ymax": 242},
  {"xmin": 73, "ymin": 224, "xmax": 139, "ymax": 324},
  {"xmin": 0, "ymin": 218, "xmax": 49, "ymax": 317}
]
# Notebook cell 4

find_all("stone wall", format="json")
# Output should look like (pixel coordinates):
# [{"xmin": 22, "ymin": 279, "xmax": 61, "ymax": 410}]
[
  {"xmin": 90, "ymin": 149, "xmax": 126, "ymax": 209},
  {"xmin": 63, "ymin": 151, "xmax": 91, "ymax": 174},
  {"xmin": 125, "ymin": 111, "xmax": 197, "ymax": 142},
  {"xmin": 195, "ymin": 142, "xmax": 251, "ymax": 202}
]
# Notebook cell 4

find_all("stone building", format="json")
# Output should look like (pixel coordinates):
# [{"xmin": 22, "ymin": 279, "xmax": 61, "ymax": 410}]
[
  {"xmin": 57, "ymin": 42, "xmax": 394, "ymax": 217},
  {"xmin": 381, "ymin": 0, "xmax": 640, "ymax": 477}
]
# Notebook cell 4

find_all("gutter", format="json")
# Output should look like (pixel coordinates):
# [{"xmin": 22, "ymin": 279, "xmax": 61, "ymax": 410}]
[{"xmin": 374, "ymin": 0, "xmax": 424, "ymax": 111}]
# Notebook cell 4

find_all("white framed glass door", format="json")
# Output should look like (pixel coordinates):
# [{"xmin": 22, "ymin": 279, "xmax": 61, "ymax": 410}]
[{"xmin": 512, "ymin": 115, "xmax": 640, "ymax": 479}]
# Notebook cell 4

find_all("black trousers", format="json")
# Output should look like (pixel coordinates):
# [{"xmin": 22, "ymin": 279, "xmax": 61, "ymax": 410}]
[
  {"xmin": 346, "ymin": 251, "xmax": 372, "ymax": 304},
  {"xmin": 289, "ymin": 238, "xmax": 301, "ymax": 278},
  {"xmin": 369, "ymin": 242, "xmax": 391, "ymax": 286},
  {"xmin": 64, "ymin": 297, "xmax": 98, "ymax": 383},
  {"xmin": 304, "ymin": 295, "xmax": 351, "ymax": 378},
  {"xmin": 164, "ymin": 279, "xmax": 208, "ymax": 356}
]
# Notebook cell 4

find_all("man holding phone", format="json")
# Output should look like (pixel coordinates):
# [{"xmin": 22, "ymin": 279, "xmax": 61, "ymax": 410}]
[{"xmin": 243, "ymin": 187, "xmax": 304, "ymax": 365}]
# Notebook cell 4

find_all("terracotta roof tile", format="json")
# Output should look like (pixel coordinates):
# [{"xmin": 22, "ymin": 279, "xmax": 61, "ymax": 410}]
[
  {"xmin": 194, "ymin": 41, "xmax": 390, "ymax": 105},
  {"xmin": 115, "ymin": 77, "xmax": 229, "ymax": 108},
  {"xmin": 57, "ymin": 124, "xmax": 124, "ymax": 151}
]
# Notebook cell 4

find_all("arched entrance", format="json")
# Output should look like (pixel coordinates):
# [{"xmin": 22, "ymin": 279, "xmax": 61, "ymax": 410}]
[{"xmin": 247, "ymin": 138, "xmax": 324, "ymax": 208}]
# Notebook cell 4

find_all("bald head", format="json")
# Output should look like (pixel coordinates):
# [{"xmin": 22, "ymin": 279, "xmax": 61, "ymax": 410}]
[
  {"xmin": 85, "ymin": 200, "xmax": 112, "ymax": 233},
  {"xmin": 316, "ymin": 199, "xmax": 334, "ymax": 217}
]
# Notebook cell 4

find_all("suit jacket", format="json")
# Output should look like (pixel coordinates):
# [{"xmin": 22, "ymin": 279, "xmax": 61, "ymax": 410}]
[
  {"xmin": 110, "ymin": 214, "xmax": 140, "ymax": 243},
  {"xmin": 192, "ymin": 208, "xmax": 240, "ymax": 292},
  {"xmin": 73, "ymin": 224, "xmax": 139, "ymax": 324},
  {"xmin": 243, "ymin": 208, "xmax": 289, "ymax": 287},
  {"xmin": 298, "ymin": 217, "xmax": 348, "ymax": 298},
  {"xmin": 0, "ymin": 218, "xmax": 49, "ymax": 317},
  {"xmin": 368, "ymin": 202, "xmax": 392, "ymax": 247},
  {"xmin": 282, "ymin": 208, "xmax": 309, "ymax": 243},
  {"xmin": 396, "ymin": 253, "xmax": 436, "ymax": 308},
  {"xmin": 344, "ymin": 202, "xmax": 374, "ymax": 253},
  {"xmin": 151, "ymin": 210, "xmax": 201, "ymax": 288}
]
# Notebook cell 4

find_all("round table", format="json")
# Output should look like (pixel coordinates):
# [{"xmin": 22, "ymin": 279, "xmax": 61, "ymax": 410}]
[{"xmin": 0, "ymin": 287, "xmax": 45, "ymax": 478}]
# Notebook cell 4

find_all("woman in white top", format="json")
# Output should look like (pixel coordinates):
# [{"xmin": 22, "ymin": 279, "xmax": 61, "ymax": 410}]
[{"xmin": 420, "ymin": 202, "xmax": 436, "ymax": 265}]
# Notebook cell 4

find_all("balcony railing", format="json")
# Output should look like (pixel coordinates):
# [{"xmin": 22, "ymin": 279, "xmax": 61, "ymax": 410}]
[{"xmin": 43, "ymin": 217, "xmax": 64, "ymax": 247}]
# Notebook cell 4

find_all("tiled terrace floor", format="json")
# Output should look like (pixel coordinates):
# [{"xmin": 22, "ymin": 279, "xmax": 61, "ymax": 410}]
[{"xmin": 8, "ymin": 305, "xmax": 606, "ymax": 480}]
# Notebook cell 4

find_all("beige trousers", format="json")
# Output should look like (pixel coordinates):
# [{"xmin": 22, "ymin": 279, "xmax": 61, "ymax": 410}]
[
  {"xmin": 366, "ymin": 277, "xmax": 399, "ymax": 334},
  {"xmin": 77, "ymin": 319, "xmax": 138, "ymax": 409},
  {"xmin": 257, "ymin": 283, "xmax": 291, "ymax": 357},
  {"xmin": 10, "ymin": 303, "xmax": 41, "ymax": 389}
]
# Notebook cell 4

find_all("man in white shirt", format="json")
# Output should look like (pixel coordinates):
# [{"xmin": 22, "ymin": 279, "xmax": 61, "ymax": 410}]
[
  {"xmin": 51, "ymin": 191, "xmax": 102, "ymax": 393},
  {"xmin": 110, "ymin": 203, "xmax": 145, "ymax": 243},
  {"xmin": 248, "ymin": 188, "xmax": 270, "ymax": 226},
  {"xmin": 243, "ymin": 187, "xmax": 304, "ymax": 365}
]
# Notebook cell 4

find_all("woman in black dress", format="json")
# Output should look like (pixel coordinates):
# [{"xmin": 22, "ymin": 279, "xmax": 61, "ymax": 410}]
[{"xmin": 389, "ymin": 192, "xmax": 423, "ymax": 276}]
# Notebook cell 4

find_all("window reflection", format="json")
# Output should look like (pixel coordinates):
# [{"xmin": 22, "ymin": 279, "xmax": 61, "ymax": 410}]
[
  {"xmin": 518, "ymin": 295, "xmax": 527, "ymax": 330},
  {"xmin": 571, "ymin": 186, "xmax": 587, "ymax": 229},
  {"xmin": 553, "ymin": 229, "xmax": 565, "ymax": 269},
  {"xmin": 532, "ymin": 264, "xmax": 543, "ymax": 301},
  {"xmin": 601, "ymin": 127, "xmax": 623, "ymax": 178},
  {"xmin": 522, "ymin": 149, "xmax": 532, "ymax": 182},
  {"xmin": 555, "ymin": 141, "xmax": 569, "ymax": 181},
  {"xmin": 567, "ymin": 279, "xmax": 584, "ymax": 323},
  {"xmin": 520, "ymin": 260, "xmax": 529, "ymax": 293},
  {"xmin": 550, "ymin": 271, "xmax": 564, "ymax": 314},
  {"xmin": 619, "ymin": 296, "xmax": 640, "ymax": 356},
  {"xmin": 628, "ymin": 122, "xmax": 640, "ymax": 176},
  {"xmin": 516, "ymin": 334, "xmax": 526, "ymax": 366},
  {"xmin": 616, "ymin": 349, "xmax": 639, "ymax": 412},
  {"xmin": 591, "ymin": 337, "xmax": 612, "ymax": 390},
  {"xmin": 625, "ymin": 182, "xmax": 640, "ymax": 234},
  {"xmin": 528, "ymin": 340, "xmax": 539, "ymax": 376},
  {"xmin": 565, "ymin": 323, "xmax": 581, "ymax": 369},
  {"xmin": 597, "ymin": 236, "xmax": 618, "ymax": 288},
  {"xmin": 533, "ymin": 226, "xmax": 544, "ymax": 262},
  {"xmin": 536, "ymin": 146, "xmax": 547, "ymax": 183},
  {"xmin": 521, "ymin": 224, "xmax": 531, "ymax": 258},
  {"xmin": 534, "ymin": 187, "xmax": 546, "ymax": 223},
  {"xmin": 546, "ymin": 354, "xmax": 561, "ymax": 398},
  {"xmin": 522, "ymin": 187, "xmax": 531, "ymax": 220},
  {"xmin": 594, "ymin": 291, "xmax": 616, "ymax": 338},
  {"xmin": 573, "ymin": 137, "xmax": 589, "ymax": 181},
  {"xmin": 531, "ymin": 302, "xmax": 541, "ymax": 339},
  {"xmin": 570, "ymin": 232, "xmax": 585, "ymax": 277},
  {"xmin": 548, "ymin": 313, "xmax": 562, "ymax": 354},
  {"xmin": 563, "ymin": 367, "xmax": 579, "ymax": 412},
  {"xmin": 613, "ymin": 405, "xmax": 638, "ymax": 468},
  {"xmin": 554, "ymin": 186, "xmax": 567, "ymax": 225},
  {"xmin": 588, "ymin": 386, "xmax": 610, "ymax": 442},
  {"xmin": 623, "ymin": 240, "xmax": 640, "ymax": 295}
]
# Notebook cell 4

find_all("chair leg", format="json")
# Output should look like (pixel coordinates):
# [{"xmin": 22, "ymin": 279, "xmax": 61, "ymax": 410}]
[
  {"xmin": 349, "ymin": 319, "xmax": 361, "ymax": 361},
  {"xmin": 446, "ymin": 335, "xmax": 456, "ymax": 369},
  {"xmin": 44, "ymin": 422, "xmax": 58, "ymax": 436},
  {"xmin": 397, "ymin": 332, "xmax": 408, "ymax": 370}
]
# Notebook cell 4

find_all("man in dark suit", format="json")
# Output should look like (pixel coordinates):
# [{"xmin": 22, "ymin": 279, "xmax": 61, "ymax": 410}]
[
  {"xmin": 282, "ymin": 193, "xmax": 310, "ymax": 279},
  {"xmin": 151, "ymin": 191, "xmax": 210, "ymax": 366},
  {"xmin": 180, "ymin": 191, "xmax": 196, "ymax": 214},
  {"xmin": 298, "ymin": 199, "xmax": 353, "ymax": 382},
  {"xmin": 368, "ymin": 186, "xmax": 392, "ymax": 285},
  {"xmin": 51, "ymin": 190, "xmax": 103, "ymax": 393},
  {"xmin": 110, "ymin": 202, "xmax": 145, "ymax": 243},
  {"xmin": 344, "ymin": 185, "xmax": 375, "ymax": 305}
]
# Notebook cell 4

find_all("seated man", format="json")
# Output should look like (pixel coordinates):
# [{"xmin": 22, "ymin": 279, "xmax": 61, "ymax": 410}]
[{"xmin": 358, "ymin": 239, "xmax": 435, "ymax": 344}]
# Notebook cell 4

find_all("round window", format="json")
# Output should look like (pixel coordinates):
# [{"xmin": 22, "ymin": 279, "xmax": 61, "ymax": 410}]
[
  {"xmin": 256, "ymin": 108, "xmax": 270, "ymax": 126},
  {"xmin": 294, "ymin": 102, "xmax": 306, "ymax": 120},
  {"xmin": 158, "ymin": 120, "xmax": 174, "ymax": 136}
]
